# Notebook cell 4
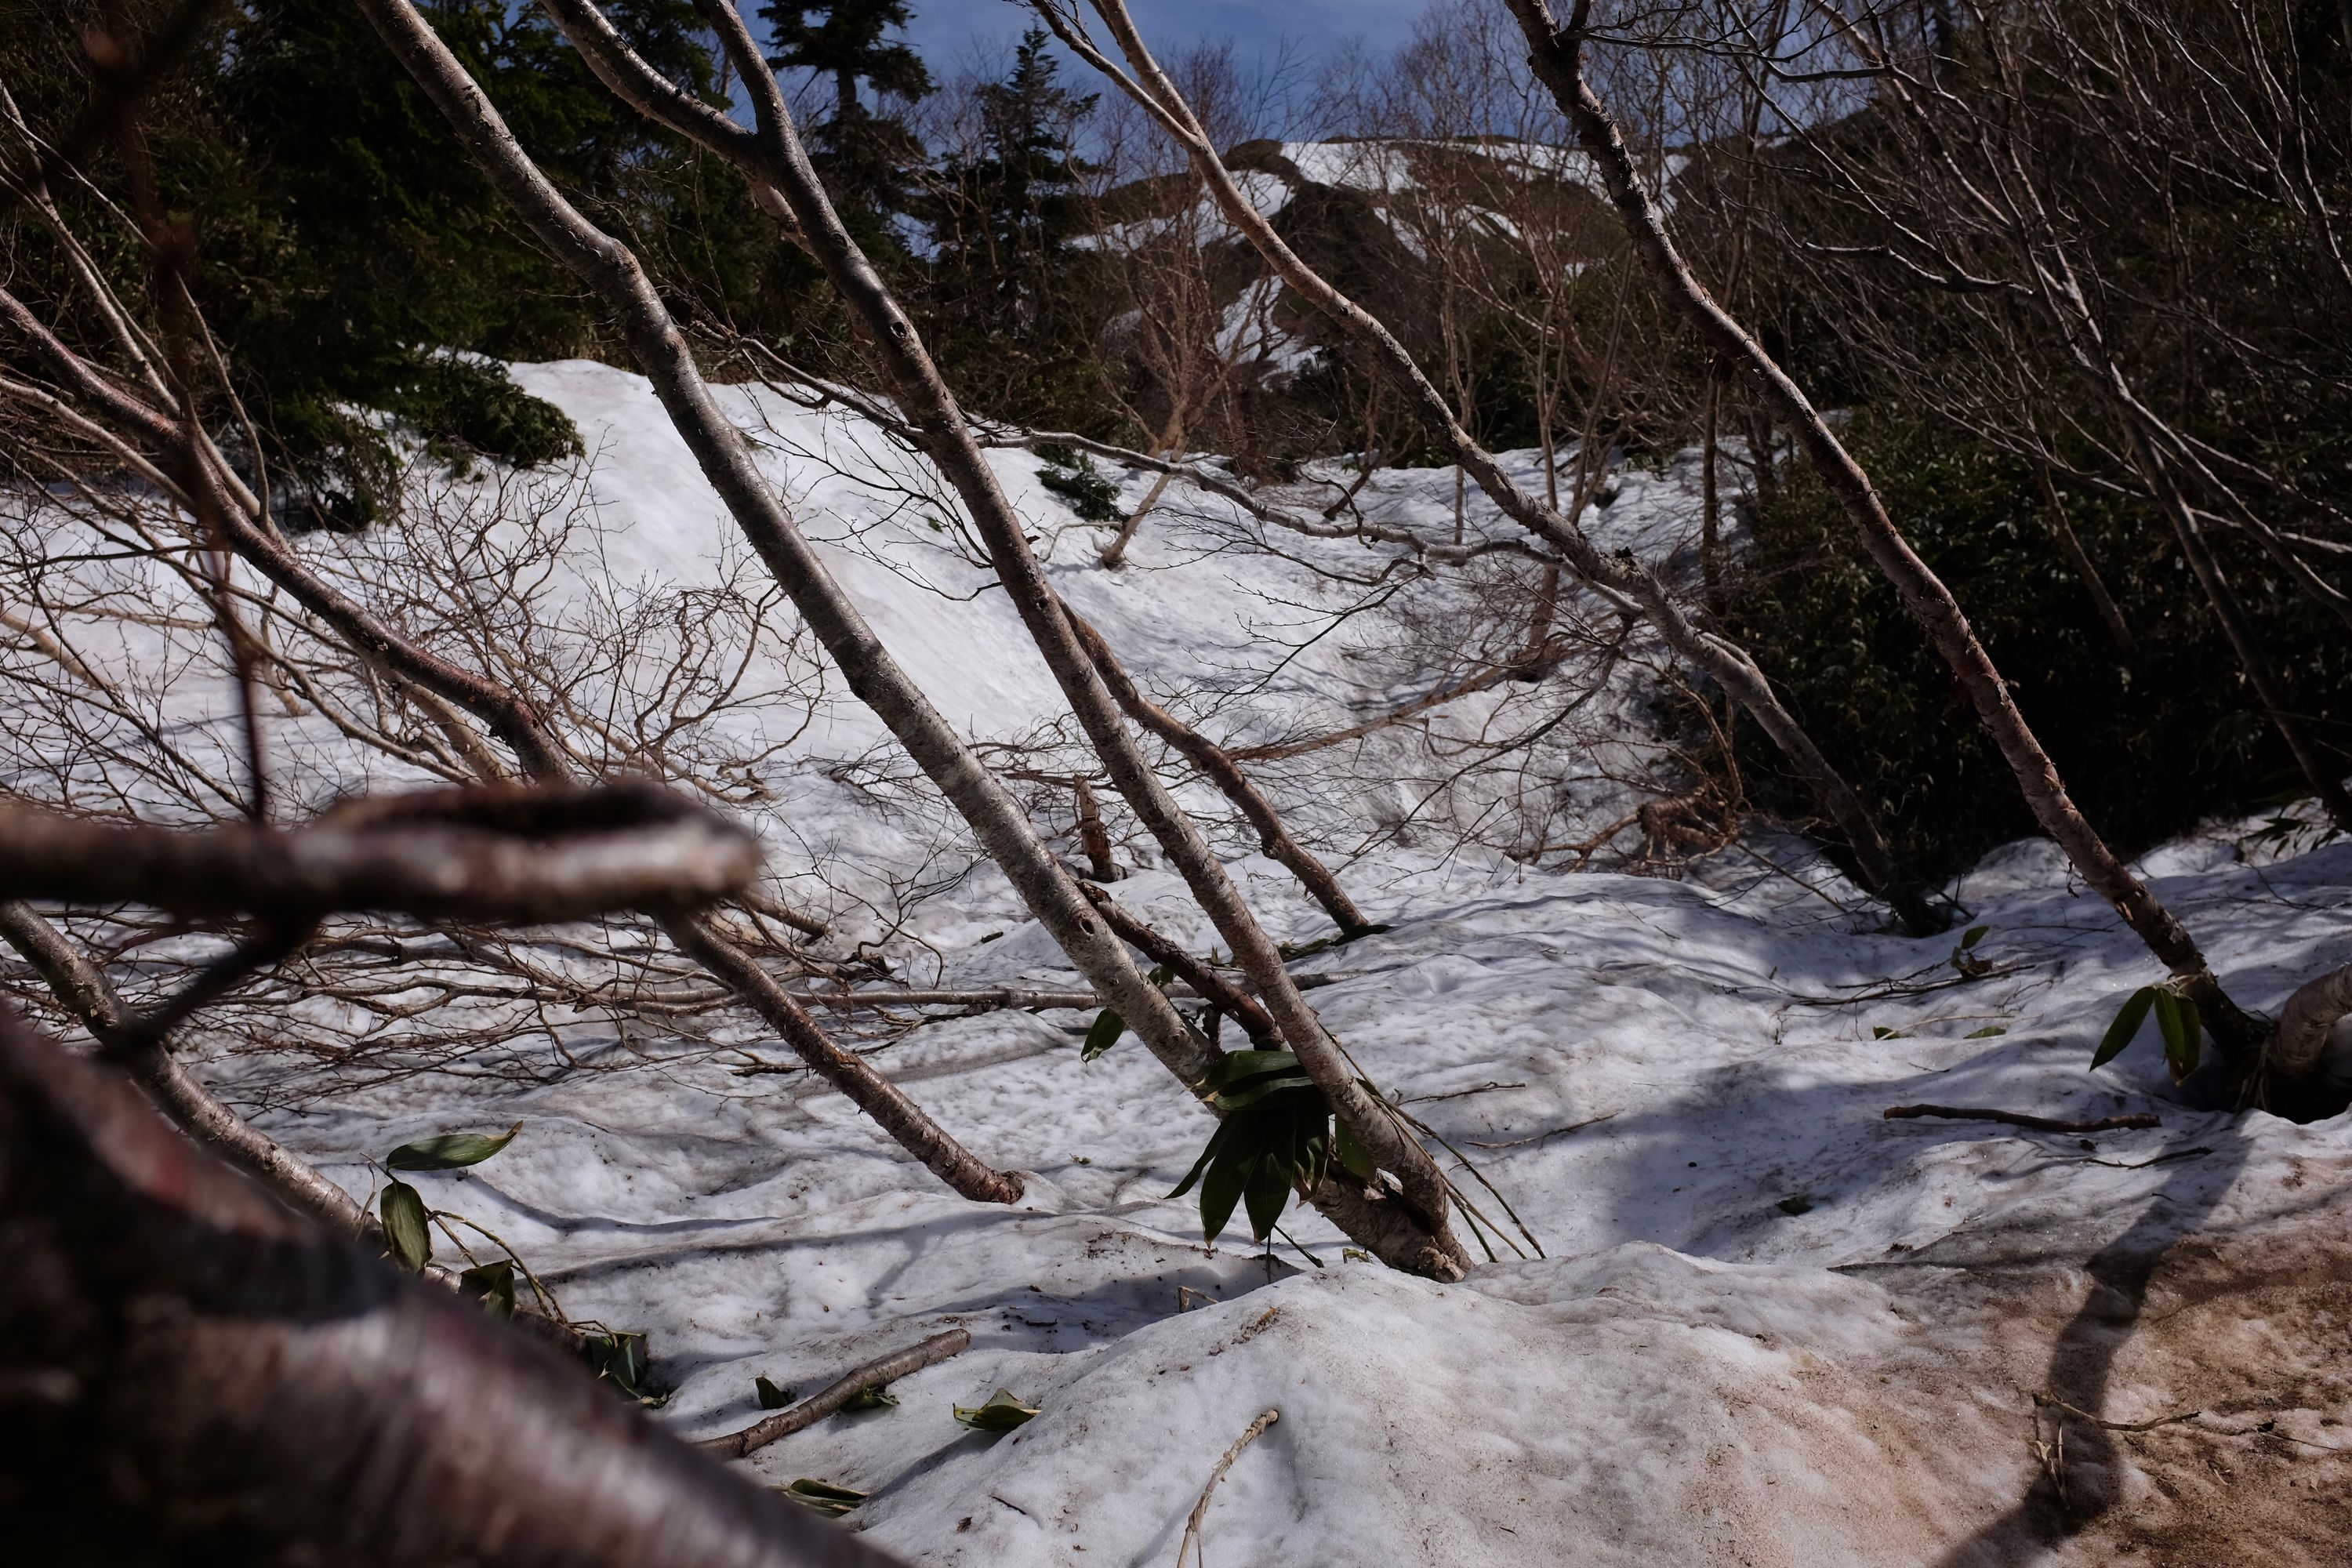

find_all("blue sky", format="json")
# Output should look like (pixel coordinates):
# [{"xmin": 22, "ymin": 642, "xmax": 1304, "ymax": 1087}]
[{"xmin": 898, "ymin": 0, "xmax": 1430, "ymax": 78}]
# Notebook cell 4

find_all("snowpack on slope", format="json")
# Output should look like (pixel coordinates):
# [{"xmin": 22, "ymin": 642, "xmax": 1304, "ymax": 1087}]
[{"xmin": 13, "ymin": 361, "xmax": 2350, "ymax": 1563}]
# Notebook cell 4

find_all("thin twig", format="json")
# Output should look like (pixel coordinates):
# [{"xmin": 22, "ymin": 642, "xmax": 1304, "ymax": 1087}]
[
  {"xmin": 1468, "ymin": 1109, "xmax": 1621, "ymax": 1150},
  {"xmin": 2036, "ymin": 1392, "xmax": 2201, "ymax": 1433},
  {"xmin": 1883, "ymin": 1105, "xmax": 2160, "ymax": 1134},
  {"xmin": 696, "ymin": 1329, "xmax": 971, "ymax": 1461},
  {"xmin": 1175, "ymin": 1407, "xmax": 1279, "ymax": 1568}
]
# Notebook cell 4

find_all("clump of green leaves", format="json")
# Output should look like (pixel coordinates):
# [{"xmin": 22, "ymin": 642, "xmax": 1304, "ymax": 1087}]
[
  {"xmin": 1719, "ymin": 415, "xmax": 2352, "ymax": 882},
  {"xmin": 458, "ymin": 1259, "xmax": 517, "ymax": 1321},
  {"xmin": 583, "ymin": 1330, "xmax": 662, "ymax": 1406},
  {"xmin": 953, "ymin": 1389, "xmax": 1040, "ymax": 1432},
  {"xmin": 1035, "ymin": 443, "xmax": 1125, "ymax": 524},
  {"xmin": 2092, "ymin": 985, "xmax": 2202, "ymax": 1083},
  {"xmin": 1169, "ymin": 1051, "xmax": 1371, "ymax": 1244},
  {"xmin": 376, "ymin": 1120, "xmax": 522, "ymax": 1272}
]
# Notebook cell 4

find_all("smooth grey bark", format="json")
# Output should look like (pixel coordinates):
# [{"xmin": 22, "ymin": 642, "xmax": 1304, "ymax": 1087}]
[
  {"xmin": 1036, "ymin": 0, "xmax": 1947, "ymax": 941},
  {"xmin": 410, "ymin": 0, "xmax": 1466, "ymax": 1275}
]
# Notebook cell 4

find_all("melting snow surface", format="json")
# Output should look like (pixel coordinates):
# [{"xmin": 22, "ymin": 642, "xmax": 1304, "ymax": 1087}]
[{"xmin": 20, "ymin": 362, "xmax": 2350, "ymax": 1563}]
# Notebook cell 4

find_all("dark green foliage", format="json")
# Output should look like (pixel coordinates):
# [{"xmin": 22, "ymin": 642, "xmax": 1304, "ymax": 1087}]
[
  {"xmin": 1, "ymin": 0, "xmax": 818, "ymax": 519},
  {"xmin": 403, "ymin": 360, "xmax": 584, "ymax": 474},
  {"xmin": 914, "ymin": 29, "xmax": 1110, "ymax": 431},
  {"xmin": 2092, "ymin": 985, "xmax": 2201, "ymax": 1082},
  {"xmin": 1167, "ymin": 1051, "xmax": 1335, "ymax": 1243},
  {"xmin": 1035, "ymin": 444, "xmax": 1123, "ymax": 524},
  {"xmin": 761, "ymin": 0, "xmax": 931, "ymax": 239},
  {"xmin": 1721, "ymin": 416, "xmax": 2352, "ymax": 882},
  {"xmin": 582, "ymin": 1329, "xmax": 662, "ymax": 1404},
  {"xmin": 458, "ymin": 1260, "xmax": 517, "ymax": 1321},
  {"xmin": 378, "ymin": 1179, "xmax": 433, "ymax": 1272}
]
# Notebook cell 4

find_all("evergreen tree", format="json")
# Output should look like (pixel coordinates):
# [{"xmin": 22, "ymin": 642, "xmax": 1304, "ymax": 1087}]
[
  {"xmin": 0, "ymin": 0, "xmax": 801, "ymax": 525},
  {"xmin": 967, "ymin": 27, "xmax": 1098, "ymax": 267},
  {"xmin": 760, "ymin": 0, "xmax": 934, "ymax": 241},
  {"xmin": 920, "ymin": 27, "xmax": 1103, "ymax": 426}
]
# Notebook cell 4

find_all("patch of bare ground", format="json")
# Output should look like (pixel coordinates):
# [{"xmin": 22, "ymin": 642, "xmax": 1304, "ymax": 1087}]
[{"xmin": 1889, "ymin": 1204, "xmax": 2352, "ymax": 1566}]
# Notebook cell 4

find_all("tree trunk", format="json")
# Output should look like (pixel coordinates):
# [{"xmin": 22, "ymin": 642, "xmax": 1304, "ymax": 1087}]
[
  {"xmin": 1699, "ymin": 355, "xmax": 1726, "ymax": 618},
  {"xmin": 0, "ymin": 1007, "xmax": 903, "ymax": 1568},
  {"xmin": 0, "ymin": 290, "xmax": 1026, "ymax": 1207},
  {"xmin": 372, "ymin": 0, "xmax": 1468, "ymax": 1276},
  {"xmin": 1068, "ymin": 611, "xmax": 1373, "ymax": 935},
  {"xmin": 1044, "ymin": 0, "xmax": 1947, "ymax": 938},
  {"xmin": 1504, "ymin": 0, "xmax": 2259, "ymax": 1051}
]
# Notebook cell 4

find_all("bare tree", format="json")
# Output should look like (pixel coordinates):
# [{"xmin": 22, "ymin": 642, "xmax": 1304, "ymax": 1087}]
[
  {"xmin": 356, "ymin": 0, "xmax": 1470, "ymax": 1277},
  {"xmin": 1028, "ymin": 0, "xmax": 1954, "ymax": 938},
  {"xmin": 1497, "ymin": 0, "xmax": 2274, "ymax": 1055}
]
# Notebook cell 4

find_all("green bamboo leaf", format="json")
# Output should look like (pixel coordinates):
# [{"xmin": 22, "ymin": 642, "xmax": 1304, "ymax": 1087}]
[
  {"xmin": 1200, "ymin": 1149, "xmax": 1254, "ymax": 1242},
  {"xmin": 1168, "ymin": 1116, "xmax": 1237, "ymax": 1200},
  {"xmin": 457, "ymin": 1258, "xmax": 514, "ymax": 1320},
  {"xmin": 379, "ymin": 1180, "xmax": 431, "ymax": 1272},
  {"xmin": 1334, "ymin": 1117, "xmax": 1375, "ymax": 1180},
  {"xmin": 2091, "ymin": 986, "xmax": 2158, "ymax": 1067},
  {"xmin": 2161, "ymin": 995, "xmax": 2201, "ymax": 1082},
  {"xmin": 1965, "ymin": 1025, "xmax": 2007, "ymax": 1039},
  {"xmin": 387, "ymin": 1121, "xmax": 521, "ymax": 1171},
  {"xmin": 1960, "ymin": 925, "xmax": 1988, "ymax": 949},
  {"xmin": 1243, "ymin": 1149, "xmax": 1294, "ymax": 1240},
  {"xmin": 953, "ymin": 1389, "xmax": 1040, "ymax": 1432},
  {"xmin": 1211, "ymin": 1073, "xmax": 1319, "ymax": 1115},
  {"xmin": 1081, "ymin": 1008, "xmax": 1125, "ymax": 1061},
  {"xmin": 583, "ymin": 1330, "xmax": 662, "ymax": 1405},
  {"xmin": 1214, "ymin": 1050, "xmax": 1302, "ymax": 1085},
  {"xmin": 756, "ymin": 1374, "xmax": 794, "ymax": 1410},
  {"xmin": 785, "ymin": 1478, "xmax": 868, "ymax": 1515},
  {"xmin": 842, "ymin": 1384, "xmax": 898, "ymax": 1412}
]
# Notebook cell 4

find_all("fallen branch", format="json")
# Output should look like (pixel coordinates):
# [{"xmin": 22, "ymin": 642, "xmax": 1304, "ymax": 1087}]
[
  {"xmin": 696, "ymin": 1330, "xmax": 972, "ymax": 1461},
  {"xmin": 0, "ymin": 1004, "xmax": 905, "ymax": 1566},
  {"xmin": 0, "ymin": 781, "xmax": 757, "ymax": 924},
  {"xmin": 791, "ymin": 986, "xmax": 1100, "ymax": 1012},
  {"xmin": 2035, "ymin": 1392, "xmax": 2202, "ymax": 1433},
  {"xmin": 1175, "ymin": 1407, "xmax": 1279, "ymax": 1568},
  {"xmin": 1467, "ymin": 1110, "xmax": 1621, "ymax": 1150},
  {"xmin": 1882, "ymin": 1104, "xmax": 2161, "ymax": 1134}
]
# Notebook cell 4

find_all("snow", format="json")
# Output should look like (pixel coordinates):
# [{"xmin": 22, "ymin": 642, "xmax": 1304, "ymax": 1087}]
[{"xmin": 9, "ymin": 360, "xmax": 2352, "ymax": 1563}]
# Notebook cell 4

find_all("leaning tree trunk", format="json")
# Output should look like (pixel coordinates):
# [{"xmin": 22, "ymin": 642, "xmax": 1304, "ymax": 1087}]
[
  {"xmin": 361, "ymin": 0, "xmax": 1468, "ymax": 1277},
  {"xmin": 0, "ymin": 285, "xmax": 1026, "ymax": 1208},
  {"xmin": 1038, "ymin": 0, "xmax": 1949, "ymax": 941},
  {"xmin": 1066, "ymin": 610, "xmax": 1374, "ymax": 935},
  {"xmin": 1501, "ymin": 0, "xmax": 2263, "ymax": 1054},
  {"xmin": 0, "ymin": 1004, "xmax": 903, "ymax": 1567}
]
